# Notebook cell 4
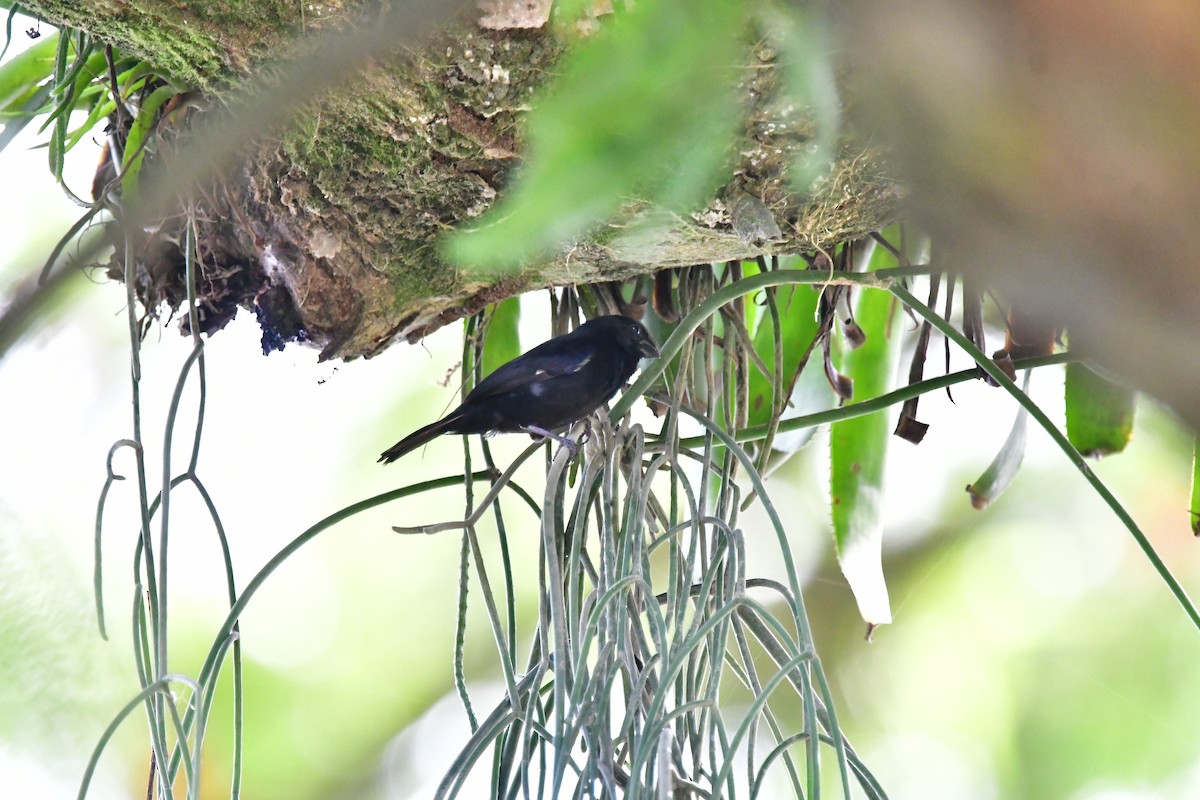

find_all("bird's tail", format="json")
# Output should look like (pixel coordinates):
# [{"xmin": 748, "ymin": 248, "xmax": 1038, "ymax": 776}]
[{"xmin": 378, "ymin": 414, "xmax": 459, "ymax": 464}]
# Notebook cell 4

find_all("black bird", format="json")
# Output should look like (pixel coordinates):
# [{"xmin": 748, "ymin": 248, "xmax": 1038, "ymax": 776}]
[{"xmin": 379, "ymin": 315, "xmax": 660, "ymax": 463}]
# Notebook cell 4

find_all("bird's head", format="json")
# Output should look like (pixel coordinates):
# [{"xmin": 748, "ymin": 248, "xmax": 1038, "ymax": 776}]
[{"xmin": 584, "ymin": 315, "xmax": 660, "ymax": 360}]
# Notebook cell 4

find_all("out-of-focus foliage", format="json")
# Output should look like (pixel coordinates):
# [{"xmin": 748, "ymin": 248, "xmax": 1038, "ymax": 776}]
[
  {"xmin": 0, "ymin": 30, "xmax": 56, "ymax": 151},
  {"xmin": 446, "ymin": 1, "xmax": 838, "ymax": 271},
  {"xmin": 446, "ymin": 0, "xmax": 744, "ymax": 269}
]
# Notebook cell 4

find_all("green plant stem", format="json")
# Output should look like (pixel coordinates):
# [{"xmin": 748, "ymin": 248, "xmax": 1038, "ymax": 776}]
[
  {"xmin": 183, "ymin": 473, "xmax": 500, "ymax": 749},
  {"xmin": 76, "ymin": 678, "xmax": 180, "ymax": 800},
  {"xmin": 671, "ymin": 353, "xmax": 1073, "ymax": 449}
]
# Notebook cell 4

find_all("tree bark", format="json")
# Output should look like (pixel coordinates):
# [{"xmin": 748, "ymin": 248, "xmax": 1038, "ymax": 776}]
[{"xmin": 21, "ymin": 1, "xmax": 899, "ymax": 359}]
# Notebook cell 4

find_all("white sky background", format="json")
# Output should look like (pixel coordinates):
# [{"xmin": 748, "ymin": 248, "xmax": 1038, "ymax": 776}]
[{"xmin": 2, "ymin": 16, "xmax": 1198, "ymax": 800}]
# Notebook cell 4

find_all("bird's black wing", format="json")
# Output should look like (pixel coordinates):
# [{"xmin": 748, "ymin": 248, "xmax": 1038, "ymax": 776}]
[{"xmin": 465, "ymin": 333, "xmax": 596, "ymax": 402}]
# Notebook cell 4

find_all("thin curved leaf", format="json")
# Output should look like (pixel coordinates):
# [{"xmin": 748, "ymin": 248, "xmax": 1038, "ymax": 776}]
[
  {"xmin": 0, "ymin": 4, "xmax": 19, "ymax": 64},
  {"xmin": 966, "ymin": 371, "xmax": 1031, "ymax": 510}
]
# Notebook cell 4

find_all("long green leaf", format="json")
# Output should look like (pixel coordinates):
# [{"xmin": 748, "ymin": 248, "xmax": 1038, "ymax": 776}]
[
  {"xmin": 0, "ymin": 33, "xmax": 59, "ymax": 154},
  {"xmin": 482, "ymin": 296, "xmax": 521, "ymax": 378},
  {"xmin": 0, "ymin": 81, "xmax": 51, "ymax": 152},
  {"xmin": 63, "ymin": 92, "xmax": 117, "ymax": 152},
  {"xmin": 830, "ymin": 240, "xmax": 902, "ymax": 627},
  {"xmin": 64, "ymin": 64, "xmax": 154, "ymax": 152},
  {"xmin": 40, "ymin": 42, "xmax": 105, "ymax": 133}
]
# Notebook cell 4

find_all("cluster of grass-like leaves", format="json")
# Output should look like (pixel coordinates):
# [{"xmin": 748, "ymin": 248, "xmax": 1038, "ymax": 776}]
[{"xmin": 0, "ymin": 9, "xmax": 180, "ymax": 356}]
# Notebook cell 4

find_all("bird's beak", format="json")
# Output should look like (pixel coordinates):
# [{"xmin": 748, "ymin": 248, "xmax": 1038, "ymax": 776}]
[{"xmin": 637, "ymin": 338, "xmax": 660, "ymax": 359}]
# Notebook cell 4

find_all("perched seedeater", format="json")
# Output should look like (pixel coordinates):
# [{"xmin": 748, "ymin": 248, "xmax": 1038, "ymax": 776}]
[{"xmin": 379, "ymin": 315, "xmax": 659, "ymax": 463}]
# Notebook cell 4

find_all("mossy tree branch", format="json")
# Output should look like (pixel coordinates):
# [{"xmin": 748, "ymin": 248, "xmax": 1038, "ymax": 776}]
[{"xmin": 19, "ymin": 0, "xmax": 899, "ymax": 358}]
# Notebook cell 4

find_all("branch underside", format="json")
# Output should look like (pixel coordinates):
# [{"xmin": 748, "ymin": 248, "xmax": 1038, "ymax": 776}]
[{"xmin": 22, "ymin": 2, "xmax": 901, "ymax": 358}]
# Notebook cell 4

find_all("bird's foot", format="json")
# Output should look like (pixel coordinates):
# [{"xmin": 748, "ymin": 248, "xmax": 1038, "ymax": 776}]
[{"xmin": 522, "ymin": 425, "xmax": 579, "ymax": 458}]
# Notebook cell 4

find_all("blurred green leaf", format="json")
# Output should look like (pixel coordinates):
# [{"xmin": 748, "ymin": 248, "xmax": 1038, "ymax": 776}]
[
  {"xmin": 482, "ymin": 296, "xmax": 521, "ymax": 378},
  {"xmin": 769, "ymin": 6, "xmax": 840, "ymax": 191},
  {"xmin": 966, "ymin": 370, "xmax": 1031, "ymax": 510},
  {"xmin": 0, "ymin": 82, "xmax": 51, "ymax": 152},
  {"xmin": 830, "ymin": 240, "xmax": 901, "ymax": 627},
  {"xmin": 0, "ymin": 30, "xmax": 55, "ymax": 109},
  {"xmin": 446, "ymin": 0, "xmax": 744, "ymax": 271},
  {"xmin": 0, "ymin": 31, "xmax": 57, "ymax": 153},
  {"xmin": 63, "ymin": 90, "xmax": 117, "ymax": 152},
  {"xmin": 1064, "ymin": 362, "xmax": 1136, "ymax": 457},
  {"xmin": 64, "ymin": 62, "xmax": 156, "ymax": 154}
]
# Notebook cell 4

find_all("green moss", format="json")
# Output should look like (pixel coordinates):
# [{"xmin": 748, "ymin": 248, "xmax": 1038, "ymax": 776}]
[
  {"xmin": 20, "ymin": 0, "xmax": 316, "ymax": 87},
  {"xmin": 263, "ymin": 24, "xmax": 562, "ymax": 314}
]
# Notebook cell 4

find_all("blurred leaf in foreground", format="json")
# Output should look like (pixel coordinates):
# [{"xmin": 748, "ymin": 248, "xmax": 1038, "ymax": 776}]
[{"xmin": 447, "ymin": 0, "xmax": 744, "ymax": 271}]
